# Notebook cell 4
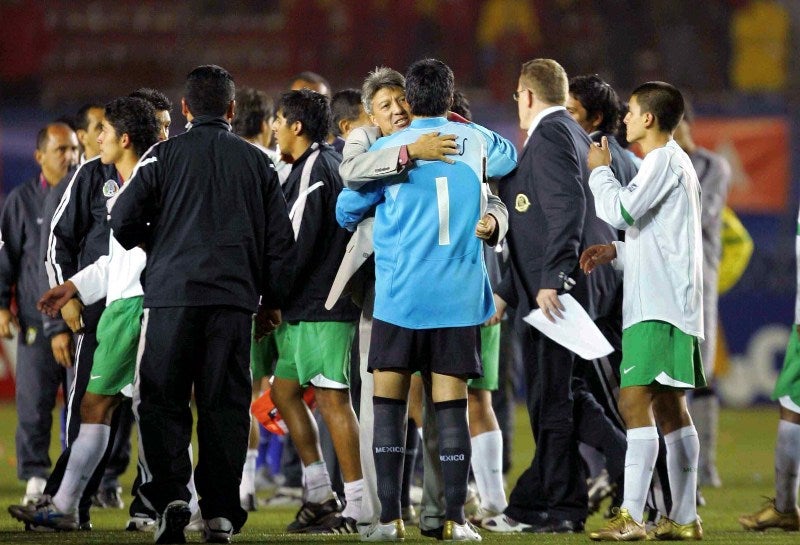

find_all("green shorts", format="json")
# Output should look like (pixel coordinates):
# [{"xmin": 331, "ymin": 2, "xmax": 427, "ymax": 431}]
[
  {"xmin": 250, "ymin": 321, "xmax": 278, "ymax": 381},
  {"xmin": 87, "ymin": 296, "xmax": 143, "ymax": 397},
  {"xmin": 773, "ymin": 325, "xmax": 800, "ymax": 408},
  {"xmin": 272, "ymin": 321, "xmax": 357, "ymax": 389},
  {"xmin": 468, "ymin": 323, "xmax": 500, "ymax": 391},
  {"xmin": 620, "ymin": 320, "xmax": 706, "ymax": 389}
]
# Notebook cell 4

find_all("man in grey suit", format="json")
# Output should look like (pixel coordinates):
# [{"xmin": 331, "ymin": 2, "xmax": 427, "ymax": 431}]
[{"xmin": 333, "ymin": 66, "xmax": 514, "ymax": 539}]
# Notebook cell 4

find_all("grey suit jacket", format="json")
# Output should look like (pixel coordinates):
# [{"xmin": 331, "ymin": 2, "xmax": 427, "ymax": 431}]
[{"xmin": 338, "ymin": 125, "xmax": 509, "ymax": 242}]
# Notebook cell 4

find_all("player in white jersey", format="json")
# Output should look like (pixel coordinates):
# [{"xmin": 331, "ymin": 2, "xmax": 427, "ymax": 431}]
[
  {"xmin": 738, "ymin": 207, "xmax": 800, "ymax": 532},
  {"xmin": 581, "ymin": 81, "xmax": 705, "ymax": 541}
]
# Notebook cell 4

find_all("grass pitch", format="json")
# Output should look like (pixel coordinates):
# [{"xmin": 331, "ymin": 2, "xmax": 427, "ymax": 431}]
[{"xmin": 0, "ymin": 402, "xmax": 795, "ymax": 543}]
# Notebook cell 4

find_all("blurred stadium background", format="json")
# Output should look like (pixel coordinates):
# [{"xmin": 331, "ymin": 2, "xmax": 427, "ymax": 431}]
[{"xmin": 0, "ymin": 0, "xmax": 798, "ymax": 406}]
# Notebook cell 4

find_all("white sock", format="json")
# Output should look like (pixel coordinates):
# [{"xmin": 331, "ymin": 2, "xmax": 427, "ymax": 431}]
[
  {"xmin": 302, "ymin": 461, "xmax": 334, "ymax": 504},
  {"xmin": 775, "ymin": 420, "xmax": 800, "ymax": 512},
  {"xmin": 187, "ymin": 444, "xmax": 199, "ymax": 516},
  {"xmin": 417, "ymin": 427, "xmax": 424, "ymax": 442},
  {"xmin": 240, "ymin": 449, "xmax": 258, "ymax": 499},
  {"xmin": 665, "ymin": 425, "xmax": 700, "ymax": 525},
  {"xmin": 470, "ymin": 430, "xmax": 508, "ymax": 512},
  {"xmin": 53, "ymin": 424, "xmax": 110, "ymax": 513},
  {"xmin": 342, "ymin": 478, "xmax": 364, "ymax": 520},
  {"xmin": 621, "ymin": 426, "xmax": 659, "ymax": 523}
]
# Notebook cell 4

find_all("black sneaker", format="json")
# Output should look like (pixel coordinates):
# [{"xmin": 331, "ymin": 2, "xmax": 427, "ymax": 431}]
[
  {"xmin": 304, "ymin": 514, "xmax": 358, "ymax": 534},
  {"xmin": 420, "ymin": 526, "xmax": 444, "ymax": 540},
  {"xmin": 154, "ymin": 500, "xmax": 191, "ymax": 544},
  {"xmin": 286, "ymin": 494, "xmax": 343, "ymax": 533}
]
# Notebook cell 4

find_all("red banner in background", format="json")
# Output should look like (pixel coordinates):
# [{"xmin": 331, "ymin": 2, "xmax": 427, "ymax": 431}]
[{"xmin": 692, "ymin": 117, "xmax": 790, "ymax": 213}]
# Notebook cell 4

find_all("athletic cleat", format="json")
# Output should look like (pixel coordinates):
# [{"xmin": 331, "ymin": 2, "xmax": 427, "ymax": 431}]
[
  {"xmin": 480, "ymin": 513, "xmax": 531, "ymax": 533},
  {"xmin": 420, "ymin": 526, "xmax": 443, "ymax": 539},
  {"xmin": 8, "ymin": 497, "xmax": 79, "ymax": 531},
  {"xmin": 589, "ymin": 507, "xmax": 646, "ymax": 541},
  {"xmin": 264, "ymin": 486, "xmax": 303, "ymax": 507},
  {"xmin": 203, "ymin": 517, "xmax": 233, "ymax": 543},
  {"xmin": 92, "ymin": 485, "xmax": 125, "ymax": 509},
  {"xmin": 401, "ymin": 505, "xmax": 419, "ymax": 526},
  {"xmin": 126, "ymin": 513, "xmax": 158, "ymax": 531},
  {"xmin": 305, "ymin": 514, "xmax": 358, "ymax": 534},
  {"xmin": 361, "ymin": 518, "xmax": 405, "ymax": 541},
  {"xmin": 22, "ymin": 476, "xmax": 47, "ymax": 506},
  {"xmin": 646, "ymin": 516, "xmax": 703, "ymax": 540},
  {"xmin": 154, "ymin": 500, "xmax": 191, "ymax": 544},
  {"xmin": 286, "ymin": 493, "xmax": 343, "ymax": 533},
  {"xmin": 468, "ymin": 507, "xmax": 500, "ymax": 526},
  {"xmin": 443, "ymin": 520, "xmax": 482, "ymax": 541},
  {"xmin": 463, "ymin": 484, "xmax": 480, "ymax": 520},
  {"xmin": 739, "ymin": 498, "xmax": 800, "ymax": 532}
]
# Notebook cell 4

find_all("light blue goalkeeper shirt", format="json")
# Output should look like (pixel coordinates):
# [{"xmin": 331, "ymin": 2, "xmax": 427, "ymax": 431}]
[{"xmin": 337, "ymin": 116, "xmax": 514, "ymax": 329}]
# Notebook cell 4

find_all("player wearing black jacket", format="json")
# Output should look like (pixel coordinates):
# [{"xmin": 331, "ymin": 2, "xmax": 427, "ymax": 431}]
[{"xmin": 110, "ymin": 65, "xmax": 294, "ymax": 543}]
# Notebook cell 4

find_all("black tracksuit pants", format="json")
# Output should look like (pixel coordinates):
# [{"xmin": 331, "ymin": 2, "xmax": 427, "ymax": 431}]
[{"xmin": 135, "ymin": 306, "xmax": 251, "ymax": 532}]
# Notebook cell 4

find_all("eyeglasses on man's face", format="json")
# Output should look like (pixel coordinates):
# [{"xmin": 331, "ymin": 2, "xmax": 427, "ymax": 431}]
[{"xmin": 513, "ymin": 89, "xmax": 531, "ymax": 102}]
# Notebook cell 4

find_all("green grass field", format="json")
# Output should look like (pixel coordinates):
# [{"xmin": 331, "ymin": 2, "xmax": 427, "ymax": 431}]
[{"xmin": 0, "ymin": 402, "xmax": 794, "ymax": 543}]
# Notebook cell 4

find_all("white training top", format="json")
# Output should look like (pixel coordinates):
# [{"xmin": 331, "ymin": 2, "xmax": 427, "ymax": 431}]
[
  {"xmin": 69, "ymin": 229, "xmax": 145, "ymax": 306},
  {"xmin": 589, "ymin": 139, "xmax": 704, "ymax": 338}
]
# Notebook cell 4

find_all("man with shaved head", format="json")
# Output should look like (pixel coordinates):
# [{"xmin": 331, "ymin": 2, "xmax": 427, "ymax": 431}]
[{"xmin": 0, "ymin": 122, "xmax": 78, "ymax": 506}]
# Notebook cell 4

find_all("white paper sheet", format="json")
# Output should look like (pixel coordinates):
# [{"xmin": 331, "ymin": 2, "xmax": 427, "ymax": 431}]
[{"xmin": 522, "ymin": 294, "xmax": 614, "ymax": 360}]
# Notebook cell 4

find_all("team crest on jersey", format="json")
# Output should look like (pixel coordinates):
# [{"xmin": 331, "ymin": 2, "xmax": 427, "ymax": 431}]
[
  {"xmin": 25, "ymin": 327, "xmax": 37, "ymax": 345},
  {"xmin": 102, "ymin": 179, "xmax": 119, "ymax": 198},
  {"xmin": 515, "ymin": 193, "xmax": 531, "ymax": 213}
]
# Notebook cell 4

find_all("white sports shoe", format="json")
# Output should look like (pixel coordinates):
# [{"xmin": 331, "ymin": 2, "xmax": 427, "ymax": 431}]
[
  {"xmin": 480, "ymin": 513, "xmax": 531, "ymax": 533},
  {"xmin": 22, "ymin": 477, "xmax": 47, "ymax": 505},
  {"xmin": 443, "ymin": 520, "xmax": 482, "ymax": 541},
  {"xmin": 361, "ymin": 518, "xmax": 405, "ymax": 541}
]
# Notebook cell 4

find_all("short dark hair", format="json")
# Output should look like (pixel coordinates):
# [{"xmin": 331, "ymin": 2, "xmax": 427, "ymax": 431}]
[
  {"xmin": 405, "ymin": 58, "xmax": 454, "ymax": 117},
  {"xmin": 76, "ymin": 103, "xmax": 104, "ymax": 131},
  {"xmin": 36, "ymin": 122, "xmax": 73, "ymax": 151},
  {"xmin": 631, "ymin": 81, "xmax": 685, "ymax": 133},
  {"xmin": 129, "ymin": 88, "xmax": 172, "ymax": 112},
  {"xmin": 290, "ymin": 71, "xmax": 331, "ymax": 97},
  {"xmin": 330, "ymin": 89, "xmax": 362, "ymax": 136},
  {"xmin": 569, "ymin": 75, "xmax": 622, "ymax": 134},
  {"xmin": 104, "ymin": 97, "xmax": 160, "ymax": 157},
  {"xmin": 277, "ymin": 89, "xmax": 330, "ymax": 144},
  {"xmin": 184, "ymin": 64, "xmax": 235, "ymax": 118},
  {"xmin": 233, "ymin": 87, "xmax": 274, "ymax": 138},
  {"xmin": 451, "ymin": 89, "xmax": 472, "ymax": 121}
]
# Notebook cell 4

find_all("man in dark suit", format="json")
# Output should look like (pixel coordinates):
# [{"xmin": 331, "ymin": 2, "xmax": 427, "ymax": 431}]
[{"xmin": 484, "ymin": 59, "xmax": 621, "ymax": 534}]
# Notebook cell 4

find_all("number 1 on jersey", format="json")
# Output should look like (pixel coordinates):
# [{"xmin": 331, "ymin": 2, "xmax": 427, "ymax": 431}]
[{"xmin": 435, "ymin": 177, "xmax": 450, "ymax": 246}]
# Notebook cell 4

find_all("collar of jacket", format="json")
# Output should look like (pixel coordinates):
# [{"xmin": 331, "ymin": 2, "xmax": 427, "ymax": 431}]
[{"xmin": 187, "ymin": 115, "xmax": 232, "ymax": 131}]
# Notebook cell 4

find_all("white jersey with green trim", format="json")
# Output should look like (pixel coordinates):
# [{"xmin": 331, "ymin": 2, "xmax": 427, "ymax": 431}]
[{"xmin": 589, "ymin": 139, "xmax": 704, "ymax": 338}]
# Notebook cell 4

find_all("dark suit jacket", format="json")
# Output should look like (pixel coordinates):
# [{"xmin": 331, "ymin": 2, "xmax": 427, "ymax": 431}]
[{"xmin": 497, "ymin": 110, "xmax": 619, "ymax": 321}]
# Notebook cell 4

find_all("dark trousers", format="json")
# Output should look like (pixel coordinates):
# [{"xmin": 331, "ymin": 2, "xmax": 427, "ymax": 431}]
[
  {"xmin": 505, "ymin": 322, "xmax": 588, "ymax": 524},
  {"xmin": 44, "ymin": 303, "xmax": 115, "ymax": 523},
  {"xmin": 135, "ymin": 306, "xmax": 251, "ymax": 531},
  {"xmin": 15, "ymin": 330, "xmax": 66, "ymax": 480},
  {"xmin": 101, "ymin": 399, "xmax": 134, "ymax": 489}
]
